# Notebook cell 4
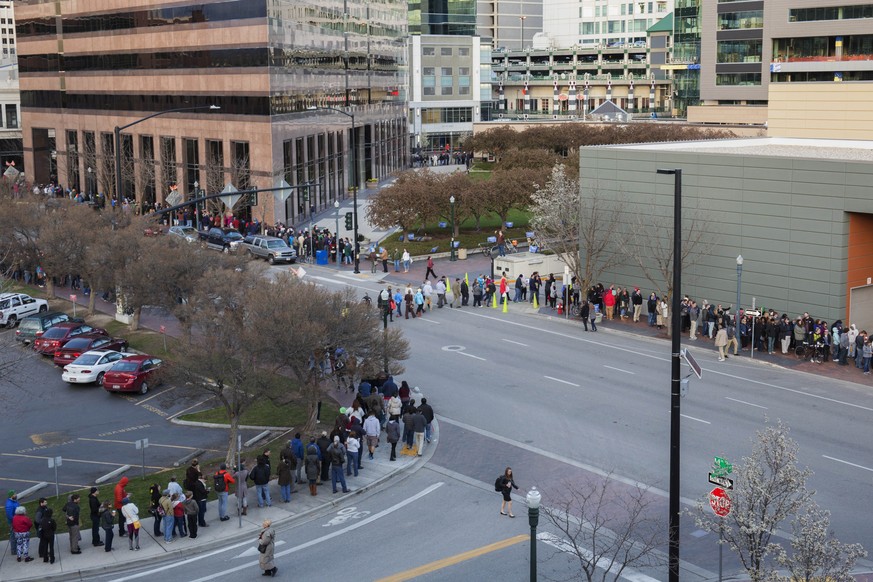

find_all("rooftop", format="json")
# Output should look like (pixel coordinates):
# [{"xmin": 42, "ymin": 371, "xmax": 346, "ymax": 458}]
[{"xmin": 599, "ymin": 136, "xmax": 873, "ymax": 162}]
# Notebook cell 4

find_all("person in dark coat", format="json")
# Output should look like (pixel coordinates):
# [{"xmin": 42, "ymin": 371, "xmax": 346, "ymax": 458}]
[
  {"xmin": 39, "ymin": 507, "xmax": 57, "ymax": 563},
  {"xmin": 580, "ymin": 301, "xmax": 590, "ymax": 331},
  {"xmin": 88, "ymin": 487, "xmax": 103, "ymax": 547},
  {"xmin": 316, "ymin": 432, "xmax": 331, "ymax": 484},
  {"xmin": 305, "ymin": 438, "xmax": 320, "ymax": 496},
  {"xmin": 499, "ymin": 467, "xmax": 519, "ymax": 517}
]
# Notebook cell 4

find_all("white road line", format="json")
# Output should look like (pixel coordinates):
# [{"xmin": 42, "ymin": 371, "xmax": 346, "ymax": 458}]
[
  {"xmin": 725, "ymin": 397, "xmax": 768, "ymax": 410},
  {"xmin": 822, "ymin": 455, "xmax": 873, "ymax": 472},
  {"xmin": 418, "ymin": 317, "xmax": 441, "ymax": 325},
  {"xmin": 166, "ymin": 397, "xmax": 215, "ymax": 421},
  {"xmin": 603, "ymin": 365, "xmax": 634, "ymax": 375},
  {"xmin": 501, "ymin": 338, "xmax": 528, "ymax": 346},
  {"xmin": 544, "ymin": 375, "xmax": 580, "ymax": 387},
  {"xmin": 680, "ymin": 413, "xmax": 711, "ymax": 425},
  {"xmin": 135, "ymin": 386, "xmax": 175, "ymax": 405},
  {"xmin": 461, "ymin": 309, "xmax": 873, "ymax": 415},
  {"xmin": 457, "ymin": 351, "xmax": 486, "ymax": 361},
  {"xmin": 178, "ymin": 483, "xmax": 445, "ymax": 582},
  {"xmin": 538, "ymin": 532, "xmax": 660, "ymax": 582},
  {"xmin": 76, "ymin": 438, "xmax": 199, "ymax": 451},
  {"xmin": 1, "ymin": 452, "xmax": 164, "ymax": 469}
]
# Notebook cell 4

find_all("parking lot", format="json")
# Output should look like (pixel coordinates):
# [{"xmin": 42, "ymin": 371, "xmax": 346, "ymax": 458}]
[{"xmin": 0, "ymin": 326, "xmax": 260, "ymax": 497}]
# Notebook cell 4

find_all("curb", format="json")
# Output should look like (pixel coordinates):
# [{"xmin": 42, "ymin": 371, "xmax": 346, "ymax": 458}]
[{"xmin": 169, "ymin": 419, "xmax": 293, "ymax": 431}]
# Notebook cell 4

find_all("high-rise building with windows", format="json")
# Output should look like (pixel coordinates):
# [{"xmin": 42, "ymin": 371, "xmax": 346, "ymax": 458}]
[
  {"xmin": 478, "ymin": 0, "xmax": 542, "ymax": 50},
  {"xmin": 16, "ymin": 0, "xmax": 408, "ymax": 225},
  {"xmin": 543, "ymin": 0, "xmax": 671, "ymax": 48},
  {"xmin": 0, "ymin": 0, "xmax": 20, "ymax": 168}
]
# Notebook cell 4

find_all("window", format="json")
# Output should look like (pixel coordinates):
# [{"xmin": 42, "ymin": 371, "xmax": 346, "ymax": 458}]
[
  {"xmin": 423, "ymin": 75, "xmax": 436, "ymax": 87},
  {"xmin": 718, "ymin": 11, "xmax": 763, "ymax": 30},
  {"xmin": 459, "ymin": 47, "xmax": 470, "ymax": 56},
  {"xmin": 441, "ymin": 67, "xmax": 453, "ymax": 76},
  {"xmin": 423, "ymin": 47, "xmax": 435, "ymax": 56},
  {"xmin": 441, "ymin": 86, "xmax": 453, "ymax": 95},
  {"xmin": 581, "ymin": 22, "xmax": 596, "ymax": 34},
  {"xmin": 441, "ymin": 76, "xmax": 453, "ymax": 87},
  {"xmin": 4, "ymin": 104, "xmax": 16, "ymax": 128},
  {"xmin": 790, "ymin": 5, "xmax": 873, "ymax": 22},
  {"xmin": 423, "ymin": 67, "xmax": 435, "ymax": 76},
  {"xmin": 716, "ymin": 72, "xmax": 761, "ymax": 85},
  {"xmin": 459, "ymin": 86, "xmax": 471, "ymax": 95},
  {"xmin": 441, "ymin": 47, "xmax": 453, "ymax": 56},
  {"xmin": 424, "ymin": 87, "xmax": 436, "ymax": 95},
  {"xmin": 459, "ymin": 67, "xmax": 470, "ymax": 75},
  {"xmin": 717, "ymin": 39, "xmax": 762, "ymax": 63}
]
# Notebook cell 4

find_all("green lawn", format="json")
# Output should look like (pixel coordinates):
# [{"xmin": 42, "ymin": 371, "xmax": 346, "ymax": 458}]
[{"xmin": 180, "ymin": 398, "xmax": 340, "ymax": 428}]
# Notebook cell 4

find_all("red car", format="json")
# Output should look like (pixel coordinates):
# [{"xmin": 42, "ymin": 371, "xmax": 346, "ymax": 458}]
[
  {"xmin": 33, "ymin": 322, "xmax": 108, "ymax": 356},
  {"xmin": 52, "ymin": 333, "xmax": 129, "ymax": 366},
  {"xmin": 101, "ymin": 355, "xmax": 164, "ymax": 395}
]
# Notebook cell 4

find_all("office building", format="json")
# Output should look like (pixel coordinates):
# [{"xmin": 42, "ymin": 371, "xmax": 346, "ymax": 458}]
[
  {"xmin": 16, "ymin": 0, "xmax": 408, "ymax": 225},
  {"xmin": 478, "ymin": 0, "xmax": 542, "ymax": 50},
  {"xmin": 542, "ymin": 0, "xmax": 671, "ymax": 48},
  {"xmin": 0, "ymin": 0, "xmax": 20, "ymax": 169}
]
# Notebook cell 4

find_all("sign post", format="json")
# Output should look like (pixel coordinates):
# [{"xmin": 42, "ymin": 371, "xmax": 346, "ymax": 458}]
[
  {"xmin": 708, "ymin": 456, "xmax": 733, "ymax": 582},
  {"xmin": 237, "ymin": 434, "xmax": 243, "ymax": 528},
  {"xmin": 70, "ymin": 294, "xmax": 77, "ymax": 318},
  {"xmin": 159, "ymin": 325, "xmax": 167, "ymax": 352},
  {"xmin": 135, "ymin": 439, "xmax": 149, "ymax": 478},
  {"xmin": 48, "ymin": 456, "xmax": 62, "ymax": 498}
]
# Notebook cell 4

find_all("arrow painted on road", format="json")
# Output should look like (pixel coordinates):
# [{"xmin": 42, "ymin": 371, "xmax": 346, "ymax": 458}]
[{"xmin": 233, "ymin": 540, "xmax": 286, "ymax": 559}]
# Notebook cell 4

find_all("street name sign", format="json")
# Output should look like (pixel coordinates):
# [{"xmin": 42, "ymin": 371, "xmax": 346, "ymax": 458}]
[{"xmin": 708, "ymin": 473, "xmax": 734, "ymax": 490}]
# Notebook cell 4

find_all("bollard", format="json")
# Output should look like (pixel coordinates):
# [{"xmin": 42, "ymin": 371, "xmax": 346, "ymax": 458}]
[{"xmin": 95, "ymin": 465, "xmax": 130, "ymax": 484}]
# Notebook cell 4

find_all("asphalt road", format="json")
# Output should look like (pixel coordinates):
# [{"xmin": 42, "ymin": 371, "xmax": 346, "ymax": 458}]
[{"xmin": 0, "ymin": 326, "xmax": 253, "ymax": 496}]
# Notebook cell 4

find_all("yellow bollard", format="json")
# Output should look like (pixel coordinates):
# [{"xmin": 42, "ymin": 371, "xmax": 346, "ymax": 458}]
[
  {"xmin": 533, "ymin": 294, "xmax": 538, "ymax": 309},
  {"xmin": 492, "ymin": 293, "xmax": 498, "ymax": 308},
  {"xmin": 503, "ymin": 295, "xmax": 509, "ymax": 313}
]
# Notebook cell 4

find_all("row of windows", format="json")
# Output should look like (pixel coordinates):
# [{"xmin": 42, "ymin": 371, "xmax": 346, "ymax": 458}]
[
  {"xmin": 420, "ymin": 107, "xmax": 473, "ymax": 124},
  {"xmin": 717, "ymin": 11, "xmax": 763, "ymax": 30},
  {"xmin": 422, "ymin": 67, "xmax": 471, "ymax": 76},
  {"xmin": 773, "ymin": 34, "xmax": 873, "ymax": 60},
  {"xmin": 789, "ymin": 4, "xmax": 873, "ymax": 22},
  {"xmin": 717, "ymin": 40, "xmax": 762, "ymax": 63},
  {"xmin": 584, "ymin": 2, "xmax": 667, "ymax": 17},
  {"xmin": 22, "ymin": 91, "xmax": 272, "ymax": 116},
  {"xmin": 772, "ymin": 70, "xmax": 873, "ymax": 82},
  {"xmin": 20, "ymin": 49, "xmax": 268, "ymax": 74},
  {"xmin": 422, "ymin": 86, "xmax": 471, "ymax": 96},
  {"xmin": 421, "ymin": 47, "xmax": 471, "ymax": 57},
  {"xmin": 581, "ymin": 20, "xmax": 651, "ymax": 35},
  {"xmin": 422, "ymin": 75, "xmax": 472, "ymax": 87},
  {"xmin": 16, "ymin": 0, "xmax": 266, "ymax": 38},
  {"xmin": 716, "ymin": 72, "xmax": 760, "ymax": 86}
]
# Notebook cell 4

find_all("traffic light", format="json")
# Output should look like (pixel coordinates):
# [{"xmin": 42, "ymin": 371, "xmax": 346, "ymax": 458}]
[
  {"xmin": 247, "ymin": 192, "xmax": 258, "ymax": 206},
  {"xmin": 345, "ymin": 212, "xmax": 353, "ymax": 231}
]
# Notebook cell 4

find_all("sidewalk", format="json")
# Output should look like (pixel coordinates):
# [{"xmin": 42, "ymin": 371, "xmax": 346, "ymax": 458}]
[{"xmin": 0, "ymin": 427, "xmax": 437, "ymax": 582}]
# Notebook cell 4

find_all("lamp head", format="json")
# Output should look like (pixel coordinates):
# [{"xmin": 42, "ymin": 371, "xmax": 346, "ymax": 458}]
[
  {"xmin": 736, "ymin": 254, "xmax": 743, "ymax": 266},
  {"xmin": 526, "ymin": 486, "xmax": 541, "ymax": 509},
  {"xmin": 450, "ymin": 195, "xmax": 455, "ymax": 204},
  {"xmin": 656, "ymin": 168, "xmax": 678, "ymax": 175},
  {"xmin": 334, "ymin": 200, "xmax": 340, "ymax": 208}
]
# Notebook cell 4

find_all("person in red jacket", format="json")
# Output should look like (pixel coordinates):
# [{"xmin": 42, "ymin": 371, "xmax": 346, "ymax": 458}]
[
  {"xmin": 12, "ymin": 506, "xmax": 34, "ymax": 562},
  {"xmin": 603, "ymin": 285, "xmax": 616, "ymax": 320},
  {"xmin": 114, "ymin": 476, "xmax": 129, "ymax": 537}
]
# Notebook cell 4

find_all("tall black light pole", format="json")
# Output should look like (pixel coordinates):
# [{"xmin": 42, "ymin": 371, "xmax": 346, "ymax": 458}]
[
  {"xmin": 526, "ymin": 487, "xmax": 541, "ymax": 581},
  {"xmin": 449, "ymin": 195, "xmax": 456, "ymax": 261},
  {"xmin": 307, "ymin": 106, "xmax": 359, "ymax": 273},
  {"xmin": 114, "ymin": 105, "xmax": 219, "ymax": 206},
  {"xmin": 657, "ymin": 168, "xmax": 682, "ymax": 582}
]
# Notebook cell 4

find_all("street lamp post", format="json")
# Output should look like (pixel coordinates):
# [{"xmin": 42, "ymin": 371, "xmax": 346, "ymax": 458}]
[
  {"xmin": 656, "ymin": 167, "xmax": 682, "ymax": 582},
  {"xmin": 449, "ymin": 195, "xmax": 456, "ymax": 261},
  {"xmin": 334, "ymin": 200, "xmax": 340, "ymax": 264},
  {"xmin": 307, "ymin": 106, "xmax": 359, "ymax": 273},
  {"xmin": 114, "ymin": 105, "xmax": 219, "ymax": 208},
  {"xmin": 87, "ymin": 166, "xmax": 93, "ymax": 198},
  {"xmin": 520, "ymin": 16, "xmax": 527, "ymax": 50},
  {"xmin": 193, "ymin": 180, "xmax": 199, "ymax": 230},
  {"xmin": 527, "ymin": 487, "xmax": 541, "ymax": 582},
  {"xmin": 736, "ymin": 255, "xmax": 743, "ymax": 353}
]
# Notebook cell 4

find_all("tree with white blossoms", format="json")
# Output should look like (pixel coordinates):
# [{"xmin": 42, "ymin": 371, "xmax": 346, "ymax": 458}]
[
  {"xmin": 529, "ymin": 164, "xmax": 622, "ymax": 292},
  {"xmin": 694, "ymin": 419, "xmax": 865, "ymax": 582},
  {"xmin": 774, "ymin": 502, "xmax": 866, "ymax": 582}
]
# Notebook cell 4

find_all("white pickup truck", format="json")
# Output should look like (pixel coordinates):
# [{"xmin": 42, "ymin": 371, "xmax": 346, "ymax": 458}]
[{"xmin": 0, "ymin": 292, "xmax": 49, "ymax": 328}]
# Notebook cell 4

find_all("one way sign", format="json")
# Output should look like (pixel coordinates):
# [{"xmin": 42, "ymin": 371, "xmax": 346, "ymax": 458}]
[{"xmin": 708, "ymin": 473, "xmax": 734, "ymax": 490}]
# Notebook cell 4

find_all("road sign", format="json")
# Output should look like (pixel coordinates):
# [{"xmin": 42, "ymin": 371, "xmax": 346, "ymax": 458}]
[
  {"xmin": 712, "ymin": 456, "xmax": 733, "ymax": 477},
  {"xmin": 708, "ymin": 473, "xmax": 734, "ymax": 490},
  {"xmin": 745, "ymin": 310, "xmax": 761, "ymax": 317},
  {"xmin": 681, "ymin": 348, "xmax": 702, "ymax": 379},
  {"xmin": 709, "ymin": 487, "xmax": 732, "ymax": 517}
]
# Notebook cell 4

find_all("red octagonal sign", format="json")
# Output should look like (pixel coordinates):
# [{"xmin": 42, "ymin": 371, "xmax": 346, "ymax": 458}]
[{"xmin": 709, "ymin": 487, "xmax": 732, "ymax": 517}]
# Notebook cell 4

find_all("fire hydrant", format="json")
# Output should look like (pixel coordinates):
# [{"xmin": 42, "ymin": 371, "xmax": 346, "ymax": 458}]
[{"xmin": 557, "ymin": 300, "xmax": 563, "ymax": 315}]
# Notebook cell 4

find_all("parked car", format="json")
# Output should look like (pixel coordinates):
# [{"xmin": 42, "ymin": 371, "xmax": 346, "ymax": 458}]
[
  {"xmin": 243, "ymin": 234, "xmax": 297, "ymax": 264},
  {"xmin": 32, "ymin": 322, "xmax": 108, "ymax": 355},
  {"xmin": 0, "ymin": 292, "xmax": 48, "ymax": 328},
  {"xmin": 102, "ymin": 355, "xmax": 164, "ymax": 394},
  {"xmin": 62, "ymin": 350, "xmax": 134, "ymax": 385},
  {"xmin": 168, "ymin": 225, "xmax": 199, "ymax": 243},
  {"xmin": 52, "ymin": 333, "xmax": 128, "ymax": 366},
  {"xmin": 199, "ymin": 227, "xmax": 244, "ymax": 253},
  {"xmin": 15, "ymin": 311, "xmax": 77, "ymax": 344}
]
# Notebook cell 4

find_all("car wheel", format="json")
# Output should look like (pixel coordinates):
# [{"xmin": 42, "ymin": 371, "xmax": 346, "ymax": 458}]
[
  {"xmin": 268, "ymin": 255, "xmax": 276, "ymax": 265},
  {"xmin": 96, "ymin": 372, "xmax": 104, "ymax": 385},
  {"xmin": 38, "ymin": 305, "xmax": 47, "ymax": 313},
  {"xmin": 5, "ymin": 315, "xmax": 16, "ymax": 329},
  {"xmin": 140, "ymin": 382, "xmax": 149, "ymax": 395}
]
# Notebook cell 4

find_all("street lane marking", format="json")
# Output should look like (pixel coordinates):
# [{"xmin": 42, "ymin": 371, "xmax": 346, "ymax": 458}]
[
  {"xmin": 0, "ymin": 476, "xmax": 88, "ymax": 488},
  {"xmin": 457, "ymin": 351, "xmax": 486, "ymax": 361},
  {"xmin": 376, "ymin": 535, "xmax": 528, "ymax": 582},
  {"xmin": 77, "ymin": 438, "xmax": 200, "ymax": 451},
  {"xmin": 544, "ymin": 375, "xmax": 580, "ymax": 387},
  {"xmin": 461, "ymin": 309, "xmax": 873, "ymax": 415},
  {"xmin": 501, "ymin": 338, "xmax": 528, "ymax": 346},
  {"xmin": 822, "ymin": 455, "xmax": 873, "ymax": 472},
  {"xmin": 166, "ymin": 397, "xmax": 215, "ymax": 420},
  {"xmin": 135, "ymin": 386, "xmax": 175, "ymax": 405},
  {"xmin": 680, "ymin": 414, "xmax": 711, "ymax": 425},
  {"xmin": 603, "ymin": 365, "xmax": 634, "ymax": 375},
  {"xmin": 725, "ymin": 397, "xmax": 767, "ymax": 409},
  {"xmin": 115, "ymin": 482, "xmax": 445, "ymax": 582},
  {"xmin": 538, "ymin": 532, "xmax": 659, "ymax": 582},
  {"xmin": 1, "ymin": 453, "xmax": 165, "ymax": 469}
]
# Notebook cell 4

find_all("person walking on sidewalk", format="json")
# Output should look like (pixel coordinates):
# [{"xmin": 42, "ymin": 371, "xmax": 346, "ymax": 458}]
[
  {"xmin": 498, "ymin": 468, "xmax": 519, "ymax": 517},
  {"xmin": 425, "ymin": 256, "xmax": 437, "ymax": 280},
  {"xmin": 380, "ymin": 247, "xmax": 389, "ymax": 273},
  {"xmin": 386, "ymin": 418, "xmax": 400, "ymax": 461},
  {"xmin": 715, "ymin": 324, "xmax": 729, "ymax": 361},
  {"xmin": 258, "ymin": 519, "xmax": 277, "ymax": 577},
  {"xmin": 402, "ymin": 249, "xmax": 411, "ymax": 273},
  {"xmin": 412, "ymin": 408, "xmax": 427, "ymax": 456},
  {"xmin": 363, "ymin": 411, "xmax": 381, "ymax": 459}
]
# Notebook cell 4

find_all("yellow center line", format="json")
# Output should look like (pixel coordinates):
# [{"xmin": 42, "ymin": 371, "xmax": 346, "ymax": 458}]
[{"xmin": 375, "ymin": 534, "xmax": 529, "ymax": 582}]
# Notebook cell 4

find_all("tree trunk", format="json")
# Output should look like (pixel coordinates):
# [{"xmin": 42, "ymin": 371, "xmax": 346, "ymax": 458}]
[
  {"xmin": 130, "ymin": 306, "xmax": 141, "ymax": 331},
  {"xmin": 226, "ymin": 413, "xmax": 239, "ymax": 468},
  {"xmin": 45, "ymin": 278, "xmax": 54, "ymax": 301},
  {"xmin": 88, "ymin": 291, "xmax": 97, "ymax": 316}
]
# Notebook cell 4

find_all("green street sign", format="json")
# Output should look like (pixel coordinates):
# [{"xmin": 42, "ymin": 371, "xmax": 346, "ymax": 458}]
[{"xmin": 712, "ymin": 456, "xmax": 733, "ymax": 477}]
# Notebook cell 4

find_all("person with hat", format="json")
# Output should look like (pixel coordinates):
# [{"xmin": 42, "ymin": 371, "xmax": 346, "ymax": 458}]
[{"xmin": 6, "ymin": 490, "xmax": 19, "ymax": 526}]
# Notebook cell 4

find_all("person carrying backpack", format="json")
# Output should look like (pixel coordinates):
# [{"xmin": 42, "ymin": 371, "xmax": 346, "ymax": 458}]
[
  {"xmin": 214, "ymin": 463, "xmax": 235, "ymax": 522},
  {"xmin": 496, "ymin": 468, "xmax": 519, "ymax": 518}
]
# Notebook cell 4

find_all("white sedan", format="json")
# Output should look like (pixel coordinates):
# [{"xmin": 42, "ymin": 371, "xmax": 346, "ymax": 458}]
[{"xmin": 62, "ymin": 350, "xmax": 134, "ymax": 385}]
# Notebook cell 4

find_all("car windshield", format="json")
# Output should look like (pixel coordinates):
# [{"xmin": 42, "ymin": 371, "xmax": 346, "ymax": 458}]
[
  {"xmin": 19, "ymin": 320, "xmax": 41, "ymax": 331},
  {"xmin": 178, "ymin": 227, "xmax": 196, "ymax": 236},
  {"xmin": 63, "ymin": 337, "xmax": 91, "ymax": 349},
  {"xmin": 266, "ymin": 240, "xmax": 288, "ymax": 249},
  {"xmin": 72, "ymin": 354, "xmax": 101, "ymax": 365},
  {"xmin": 42, "ymin": 327, "xmax": 69, "ymax": 339},
  {"xmin": 110, "ymin": 361, "xmax": 140, "ymax": 372},
  {"xmin": 225, "ymin": 232, "xmax": 244, "ymax": 241}
]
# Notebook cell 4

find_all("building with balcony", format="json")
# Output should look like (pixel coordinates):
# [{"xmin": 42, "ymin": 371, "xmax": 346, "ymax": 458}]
[
  {"xmin": 542, "ymin": 0, "xmax": 671, "ymax": 48},
  {"xmin": 16, "ymin": 0, "xmax": 408, "ymax": 225},
  {"xmin": 477, "ymin": 0, "xmax": 543, "ymax": 51}
]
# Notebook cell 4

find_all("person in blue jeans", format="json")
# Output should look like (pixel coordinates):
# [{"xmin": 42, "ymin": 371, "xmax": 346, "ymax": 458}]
[
  {"xmin": 345, "ymin": 433, "xmax": 360, "ymax": 477},
  {"xmin": 327, "ymin": 437, "xmax": 350, "ymax": 493},
  {"xmin": 159, "ymin": 492, "xmax": 174, "ymax": 543},
  {"xmin": 214, "ymin": 464, "xmax": 234, "ymax": 521}
]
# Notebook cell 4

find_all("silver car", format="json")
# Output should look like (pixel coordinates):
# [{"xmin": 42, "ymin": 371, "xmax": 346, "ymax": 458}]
[{"xmin": 168, "ymin": 225, "xmax": 199, "ymax": 243}]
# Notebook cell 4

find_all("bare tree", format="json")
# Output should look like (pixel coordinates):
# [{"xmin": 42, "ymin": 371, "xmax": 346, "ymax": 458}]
[
  {"xmin": 774, "ymin": 502, "xmax": 866, "ymax": 582},
  {"xmin": 530, "ymin": 164, "xmax": 622, "ymax": 291},
  {"xmin": 693, "ymin": 420, "xmax": 815, "ymax": 582},
  {"xmin": 542, "ymin": 471, "xmax": 665, "ymax": 582}
]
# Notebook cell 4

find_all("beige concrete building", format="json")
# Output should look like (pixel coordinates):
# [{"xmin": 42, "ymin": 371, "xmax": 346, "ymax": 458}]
[{"xmin": 16, "ymin": 0, "xmax": 408, "ymax": 225}]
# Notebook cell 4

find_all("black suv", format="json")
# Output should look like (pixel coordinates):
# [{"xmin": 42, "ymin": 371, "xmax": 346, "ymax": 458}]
[{"xmin": 199, "ymin": 227, "xmax": 244, "ymax": 253}]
